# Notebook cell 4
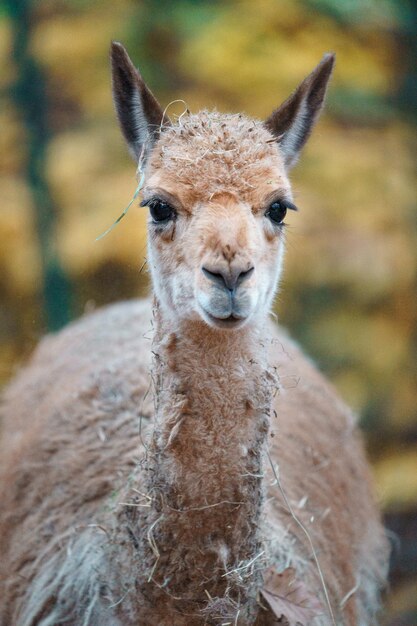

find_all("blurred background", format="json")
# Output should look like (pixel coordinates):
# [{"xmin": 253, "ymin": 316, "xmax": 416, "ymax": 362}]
[{"xmin": 0, "ymin": 0, "xmax": 416, "ymax": 621}]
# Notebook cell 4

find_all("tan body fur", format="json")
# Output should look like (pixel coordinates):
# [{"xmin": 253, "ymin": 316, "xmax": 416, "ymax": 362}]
[
  {"xmin": 0, "ymin": 300, "xmax": 387, "ymax": 625},
  {"xmin": 0, "ymin": 45, "xmax": 389, "ymax": 625}
]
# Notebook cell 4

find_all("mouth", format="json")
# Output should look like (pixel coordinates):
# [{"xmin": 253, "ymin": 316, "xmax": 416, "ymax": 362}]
[{"xmin": 202, "ymin": 309, "xmax": 248, "ymax": 330}]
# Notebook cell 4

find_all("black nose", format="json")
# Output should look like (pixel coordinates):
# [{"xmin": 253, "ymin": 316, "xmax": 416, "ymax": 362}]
[{"xmin": 202, "ymin": 266, "xmax": 254, "ymax": 292}]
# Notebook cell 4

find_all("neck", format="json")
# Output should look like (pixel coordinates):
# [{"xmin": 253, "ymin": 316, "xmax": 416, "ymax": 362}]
[{"xmin": 119, "ymin": 301, "xmax": 275, "ymax": 622}]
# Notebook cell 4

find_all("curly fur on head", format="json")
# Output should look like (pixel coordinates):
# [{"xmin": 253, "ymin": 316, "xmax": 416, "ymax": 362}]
[{"xmin": 147, "ymin": 111, "xmax": 289, "ymax": 200}]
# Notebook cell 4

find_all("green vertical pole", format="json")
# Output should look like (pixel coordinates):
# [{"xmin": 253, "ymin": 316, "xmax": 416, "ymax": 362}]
[{"xmin": 6, "ymin": 0, "xmax": 72, "ymax": 331}]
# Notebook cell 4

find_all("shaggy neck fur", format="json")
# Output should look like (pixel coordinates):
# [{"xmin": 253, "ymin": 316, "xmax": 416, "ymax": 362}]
[{"xmin": 118, "ymin": 301, "xmax": 275, "ymax": 624}]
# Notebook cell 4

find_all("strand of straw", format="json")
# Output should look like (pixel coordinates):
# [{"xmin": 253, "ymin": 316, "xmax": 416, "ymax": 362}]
[
  {"xmin": 95, "ymin": 170, "xmax": 145, "ymax": 241},
  {"xmin": 266, "ymin": 449, "xmax": 336, "ymax": 626}
]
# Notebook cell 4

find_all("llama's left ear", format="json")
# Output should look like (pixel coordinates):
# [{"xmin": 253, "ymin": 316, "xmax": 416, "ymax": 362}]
[
  {"xmin": 265, "ymin": 53, "xmax": 335, "ymax": 169},
  {"xmin": 110, "ymin": 41, "xmax": 170, "ymax": 162}
]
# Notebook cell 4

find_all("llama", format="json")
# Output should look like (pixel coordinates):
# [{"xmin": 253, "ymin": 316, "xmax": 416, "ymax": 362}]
[{"xmin": 0, "ymin": 42, "xmax": 389, "ymax": 625}]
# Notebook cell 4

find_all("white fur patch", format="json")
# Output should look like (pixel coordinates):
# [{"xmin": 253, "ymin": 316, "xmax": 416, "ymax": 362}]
[{"xmin": 17, "ymin": 530, "xmax": 123, "ymax": 626}]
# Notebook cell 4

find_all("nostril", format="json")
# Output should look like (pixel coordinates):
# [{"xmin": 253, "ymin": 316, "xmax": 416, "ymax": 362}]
[
  {"xmin": 202, "ymin": 266, "xmax": 255, "ymax": 291},
  {"xmin": 237, "ymin": 267, "xmax": 254, "ymax": 286},
  {"xmin": 202, "ymin": 267, "xmax": 228, "ymax": 289}
]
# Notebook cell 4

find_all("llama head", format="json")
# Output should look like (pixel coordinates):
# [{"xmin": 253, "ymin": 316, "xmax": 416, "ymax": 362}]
[{"xmin": 111, "ymin": 42, "xmax": 334, "ymax": 330}]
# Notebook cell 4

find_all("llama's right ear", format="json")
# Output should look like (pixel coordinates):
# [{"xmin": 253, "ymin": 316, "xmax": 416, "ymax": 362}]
[{"xmin": 110, "ymin": 42, "xmax": 170, "ymax": 162}]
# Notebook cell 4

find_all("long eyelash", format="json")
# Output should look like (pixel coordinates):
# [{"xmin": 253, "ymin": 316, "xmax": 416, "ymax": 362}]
[
  {"xmin": 140, "ymin": 197, "xmax": 156, "ymax": 208},
  {"xmin": 283, "ymin": 199, "xmax": 298, "ymax": 211}
]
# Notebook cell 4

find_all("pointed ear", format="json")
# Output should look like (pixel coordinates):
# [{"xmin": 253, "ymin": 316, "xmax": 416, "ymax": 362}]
[
  {"xmin": 110, "ymin": 41, "xmax": 170, "ymax": 162},
  {"xmin": 264, "ymin": 53, "xmax": 335, "ymax": 169}
]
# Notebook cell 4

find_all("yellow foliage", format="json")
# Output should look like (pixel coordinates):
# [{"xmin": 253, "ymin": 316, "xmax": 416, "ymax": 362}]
[
  {"xmin": 31, "ymin": 2, "xmax": 136, "ymax": 117},
  {"xmin": 0, "ymin": 177, "xmax": 41, "ymax": 295},
  {"xmin": 180, "ymin": 0, "xmax": 394, "ymax": 118},
  {"xmin": 374, "ymin": 448, "xmax": 417, "ymax": 511}
]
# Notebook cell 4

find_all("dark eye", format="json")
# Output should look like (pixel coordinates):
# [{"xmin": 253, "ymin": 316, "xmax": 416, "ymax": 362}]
[
  {"xmin": 147, "ymin": 199, "xmax": 176, "ymax": 223},
  {"xmin": 265, "ymin": 200, "xmax": 287, "ymax": 225}
]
